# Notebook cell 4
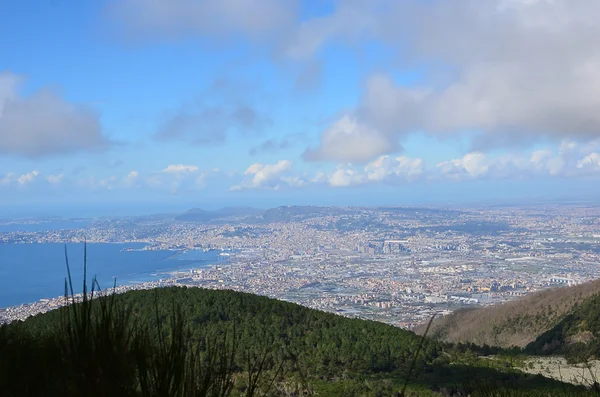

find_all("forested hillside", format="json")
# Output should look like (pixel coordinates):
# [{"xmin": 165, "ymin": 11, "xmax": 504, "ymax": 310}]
[
  {"xmin": 525, "ymin": 290, "xmax": 600, "ymax": 361},
  {"xmin": 21, "ymin": 286, "xmax": 438, "ymax": 376},
  {"xmin": 0, "ymin": 286, "xmax": 584, "ymax": 396},
  {"xmin": 419, "ymin": 280, "xmax": 600, "ymax": 348}
]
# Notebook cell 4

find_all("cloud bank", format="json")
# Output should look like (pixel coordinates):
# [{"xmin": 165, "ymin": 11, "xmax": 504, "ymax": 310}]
[
  {"xmin": 300, "ymin": 0, "xmax": 600, "ymax": 161},
  {"xmin": 0, "ymin": 72, "xmax": 111, "ymax": 158}
]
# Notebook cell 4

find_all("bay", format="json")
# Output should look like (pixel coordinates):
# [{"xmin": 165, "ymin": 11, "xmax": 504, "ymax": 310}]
[{"xmin": 0, "ymin": 243, "xmax": 223, "ymax": 308}]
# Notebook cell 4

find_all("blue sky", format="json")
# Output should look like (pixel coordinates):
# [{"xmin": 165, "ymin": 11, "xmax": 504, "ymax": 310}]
[{"xmin": 2, "ymin": 0, "xmax": 600, "ymax": 215}]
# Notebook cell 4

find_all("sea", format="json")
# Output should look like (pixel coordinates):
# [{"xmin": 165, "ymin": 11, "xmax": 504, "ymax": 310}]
[{"xmin": 0, "ymin": 242, "xmax": 224, "ymax": 308}]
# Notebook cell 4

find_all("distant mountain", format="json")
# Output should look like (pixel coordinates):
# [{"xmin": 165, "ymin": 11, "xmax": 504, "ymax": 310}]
[
  {"xmin": 419, "ymin": 279, "xmax": 600, "ymax": 349},
  {"xmin": 176, "ymin": 205, "xmax": 348, "ymax": 224},
  {"xmin": 377, "ymin": 206, "xmax": 461, "ymax": 215},
  {"xmin": 260, "ymin": 205, "xmax": 341, "ymax": 222},
  {"xmin": 175, "ymin": 206, "xmax": 263, "ymax": 222}
]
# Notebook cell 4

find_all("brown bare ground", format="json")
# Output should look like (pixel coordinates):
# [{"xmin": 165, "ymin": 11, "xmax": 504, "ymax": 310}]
[{"xmin": 521, "ymin": 357, "xmax": 600, "ymax": 386}]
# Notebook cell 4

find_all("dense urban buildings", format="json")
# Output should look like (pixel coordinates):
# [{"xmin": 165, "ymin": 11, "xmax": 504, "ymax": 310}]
[{"xmin": 2, "ymin": 205, "xmax": 599, "ymax": 327}]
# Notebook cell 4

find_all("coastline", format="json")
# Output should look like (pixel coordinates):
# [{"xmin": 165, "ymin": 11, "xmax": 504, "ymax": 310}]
[
  {"xmin": 0, "ymin": 260, "xmax": 232, "ymax": 325},
  {"xmin": 0, "ymin": 244, "xmax": 233, "ymax": 317}
]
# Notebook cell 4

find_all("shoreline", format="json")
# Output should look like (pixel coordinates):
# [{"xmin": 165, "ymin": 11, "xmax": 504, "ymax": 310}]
[
  {"xmin": 0, "ymin": 244, "xmax": 235, "ymax": 320},
  {"xmin": 0, "ymin": 266, "xmax": 228, "ymax": 325}
]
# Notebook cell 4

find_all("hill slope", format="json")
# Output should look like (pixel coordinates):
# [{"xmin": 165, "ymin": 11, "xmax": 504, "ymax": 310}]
[
  {"xmin": 525, "ymin": 290, "xmax": 600, "ymax": 360},
  {"xmin": 2, "ymin": 286, "xmax": 579, "ymax": 396},
  {"xmin": 419, "ymin": 280, "xmax": 600, "ymax": 348},
  {"xmin": 21, "ymin": 286, "xmax": 434, "ymax": 375}
]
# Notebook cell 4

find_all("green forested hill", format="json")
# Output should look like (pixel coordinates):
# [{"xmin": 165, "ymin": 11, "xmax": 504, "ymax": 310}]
[
  {"xmin": 21, "ymin": 287, "xmax": 436, "ymax": 376},
  {"xmin": 0, "ymin": 286, "xmax": 590, "ymax": 396}
]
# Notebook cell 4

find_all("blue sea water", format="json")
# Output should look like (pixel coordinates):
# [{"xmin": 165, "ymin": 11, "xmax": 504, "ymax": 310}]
[{"xmin": 0, "ymin": 243, "xmax": 222, "ymax": 307}]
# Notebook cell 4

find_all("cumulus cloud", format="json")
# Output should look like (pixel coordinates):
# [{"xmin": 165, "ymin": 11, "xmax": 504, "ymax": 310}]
[
  {"xmin": 0, "ymin": 71, "xmax": 110, "ymax": 158},
  {"xmin": 313, "ymin": 144, "xmax": 600, "ymax": 187},
  {"xmin": 328, "ymin": 167, "xmax": 364, "ymax": 187},
  {"xmin": 365, "ymin": 155, "xmax": 425, "ymax": 182},
  {"xmin": 324, "ymin": 155, "xmax": 425, "ymax": 187},
  {"xmin": 108, "ymin": 0, "xmax": 600, "ymax": 162},
  {"xmin": 578, "ymin": 153, "xmax": 600, "ymax": 170},
  {"xmin": 17, "ymin": 171, "xmax": 40, "ymax": 185},
  {"xmin": 0, "ymin": 171, "xmax": 41, "ymax": 187},
  {"xmin": 66, "ymin": 165, "xmax": 218, "ymax": 193},
  {"xmin": 298, "ymin": 0, "xmax": 600, "ymax": 161},
  {"xmin": 234, "ymin": 144, "xmax": 600, "ymax": 190},
  {"xmin": 304, "ymin": 115, "xmax": 397, "ymax": 163},
  {"xmin": 231, "ymin": 160, "xmax": 293, "ymax": 190},
  {"xmin": 0, "ymin": 166, "xmax": 225, "ymax": 194},
  {"xmin": 437, "ymin": 153, "xmax": 490, "ymax": 179},
  {"xmin": 123, "ymin": 171, "xmax": 139, "ymax": 187},
  {"xmin": 436, "ymin": 142, "xmax": 600, "ymax": 180}
]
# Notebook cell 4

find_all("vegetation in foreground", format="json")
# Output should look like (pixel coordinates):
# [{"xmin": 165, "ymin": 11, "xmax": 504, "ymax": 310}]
[{"xmin": 0, "ymin": 247, "xmax": 598, "ymax": 396}]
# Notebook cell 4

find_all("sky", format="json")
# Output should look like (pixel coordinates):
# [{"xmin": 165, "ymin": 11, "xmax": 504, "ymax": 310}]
[{"xmin": 2, "ymin": 0, "xmax": 600, "ymax": 215}]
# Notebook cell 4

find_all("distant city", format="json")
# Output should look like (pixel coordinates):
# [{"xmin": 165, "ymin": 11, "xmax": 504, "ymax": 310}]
[{"xmin": 2, "ymin": 204, "xmax": 600, "ymax": 328}]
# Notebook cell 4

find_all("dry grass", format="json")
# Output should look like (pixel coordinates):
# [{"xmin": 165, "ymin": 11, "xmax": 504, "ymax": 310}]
[{"xmin": 521, "ymin": 357, "xmax": 600, "ymax": 386}]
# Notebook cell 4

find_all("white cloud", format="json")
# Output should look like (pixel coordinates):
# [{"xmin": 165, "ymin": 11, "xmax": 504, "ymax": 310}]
[
  {"xmin": 320, "ymin": 155, "xmax": 426, "ymax": 187},
  {"xmin": 0, "ymin": 71, "xmax": 110, "ymax": 158},
  {"xmin": 578, "ymin": 153, "xmax": 600, "ymax": 168},
  {"xmin": 17, "ymin": 171, "xmax": 40, "ymax": 185},
  {"xmin": 301, "ymin": 0, "xmax": 600, "ymax": 161},
  {"xmin": 328, "ymin": 167, "xmax": 363, "ymax": 187},
  {"xmin": 123, "ymin": 171, "xmax": 139, "ymax": 187},
  {"xmin": 54, "ymin": 166, "xmax": 220, "ymax": 193},
  {"xmin": 436, "ymin": 142, "xmax": 600, "ymax": 180},
  {"xmin": 233, "ymin": 160, "xmax": 292, "ymax": 190},
  {"xmin": 577, "ymin": 153, "xmax": 600, "ymax": 174},
  {"xmin": 151, "ymin": 164, "xmax": 217, "ymax": 193},
  {"xmin": 304, "ymin": 115, "xmax": 396, "ymax": 163},
  {"xmin": 437, "ymin": 153, "xmax": 489, "ymax": 179},
  {"xmin": 46, "ymin": 173, "xmax": 65, "ymax": 185},
  {"xmin": 163, "ymin": 164, "xmax": 199, "ymax": 173},
  {"xmin": 364, "ymin": 155, "xmax": 425, "ymax": 182}
]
